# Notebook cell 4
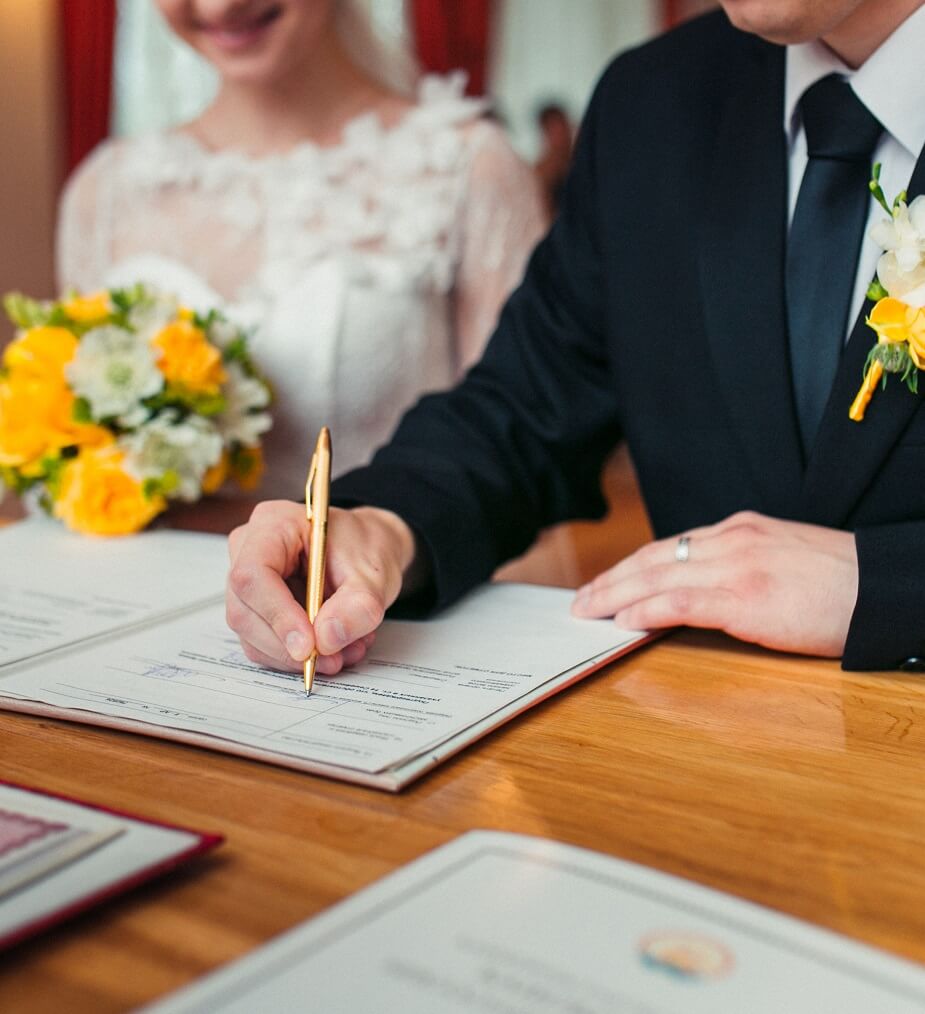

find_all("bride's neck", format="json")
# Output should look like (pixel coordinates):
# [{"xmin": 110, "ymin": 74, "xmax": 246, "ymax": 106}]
[{"xmin": 191, "ymin": 38, "xmax": 402, "ymax": 155}]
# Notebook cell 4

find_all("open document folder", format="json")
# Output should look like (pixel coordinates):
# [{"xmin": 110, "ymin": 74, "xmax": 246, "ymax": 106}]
[
  {"xmin": 0, "ymin": 780, "xmax": 220, "ymax": 951},
  {"xmin": 0, "ymin": 522, "xmax": 652, "ymax": 790},
  {"xmin": 144, "ymin": 831, "xmax": 925, "ymax": 1014}
]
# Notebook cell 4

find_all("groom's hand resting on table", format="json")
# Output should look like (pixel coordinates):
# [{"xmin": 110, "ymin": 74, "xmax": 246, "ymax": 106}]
[
  {"xmin": 227, "ymin": 501, "xmax": 418, "ymax": 673},
  {"xmin": 572, "ymin": 512, "xmax": 858, "ymax": 657},
  {"xmin": 227, "ymin": 505, "xmax": 859, "ymax": 671}
]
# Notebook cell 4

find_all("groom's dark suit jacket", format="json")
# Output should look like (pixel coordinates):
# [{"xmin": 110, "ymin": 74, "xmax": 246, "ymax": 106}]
[{"xmin": 334, "ymin": 12, "xmax": 925, "ymax": 670}]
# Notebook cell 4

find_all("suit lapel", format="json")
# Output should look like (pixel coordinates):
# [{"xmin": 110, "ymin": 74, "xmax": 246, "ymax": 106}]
[
  {"xmin": 699, "ymin": 42, "xmax": 804, "ymax": 518},
  {"xmin": 799, "ymin": 146, "xmax": 925, "ymax": 525}
]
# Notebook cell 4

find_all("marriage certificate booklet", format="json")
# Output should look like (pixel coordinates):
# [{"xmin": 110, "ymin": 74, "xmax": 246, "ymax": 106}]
[
  {"xmin": 144, "ymin": 831, "xmax": 925, "ymax": 1013},
  {"xmin": 0, "ymin": 780, "xmax": 220, "ymax": 950},
  {"xmin": 0, "ymin": 521, "xmax": 650, "ymax": 790}
]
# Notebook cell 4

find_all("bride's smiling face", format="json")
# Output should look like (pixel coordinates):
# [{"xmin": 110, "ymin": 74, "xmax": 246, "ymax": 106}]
[{"xmin": 155, "ymin": 0, "xmax": 336, "ymax": 83}]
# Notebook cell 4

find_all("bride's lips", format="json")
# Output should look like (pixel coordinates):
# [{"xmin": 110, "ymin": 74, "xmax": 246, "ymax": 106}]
[{"xmin": 195, "ymin": 3, "xmax": 285, "ymax": 54}]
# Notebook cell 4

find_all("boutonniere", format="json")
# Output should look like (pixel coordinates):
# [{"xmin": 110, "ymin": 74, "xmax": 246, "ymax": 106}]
[{"xmin": 850, "ymin": 165, "xmax": 925, "ymax": 421}]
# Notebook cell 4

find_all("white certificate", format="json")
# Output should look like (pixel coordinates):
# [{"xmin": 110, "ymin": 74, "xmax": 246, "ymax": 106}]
[{"xmin": 144, "ymin": 831, "xmax": 925, "ymax": 1014}]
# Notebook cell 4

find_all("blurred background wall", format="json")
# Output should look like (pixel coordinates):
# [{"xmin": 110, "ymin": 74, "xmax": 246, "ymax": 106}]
[{"xmin": 0, "ymin": 0, "xmax": 60, "ymax": 342}]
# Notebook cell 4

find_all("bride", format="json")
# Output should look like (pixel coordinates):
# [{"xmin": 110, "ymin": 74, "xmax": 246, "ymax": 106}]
[{"xmin": 57, "ymin": 0, "xmax": 545, "ymax": 513}]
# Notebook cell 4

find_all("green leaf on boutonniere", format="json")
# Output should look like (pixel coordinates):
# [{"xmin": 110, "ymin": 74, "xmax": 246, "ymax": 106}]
[
  {"xmin": 872, "ymin": 340, "xmax": 912, "ymax": 375},
  {"xmin": 869, "ymin": 163, "xmax": 891, "ymax": 215},
  {"xmin": 867, "ymin": 278, "xmax": 889, "ymax": 301}
]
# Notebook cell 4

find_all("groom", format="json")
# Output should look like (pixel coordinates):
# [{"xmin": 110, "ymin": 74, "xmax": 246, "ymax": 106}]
[{"xmin": 227, "ymin": 0, "xmax": 925, "ymax": 673}]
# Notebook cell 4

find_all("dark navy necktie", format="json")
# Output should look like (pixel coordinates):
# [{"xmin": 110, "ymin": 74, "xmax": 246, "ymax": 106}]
[{"xmin": 786, "ymin": 74, "xmax": 883, "ymax": 453}]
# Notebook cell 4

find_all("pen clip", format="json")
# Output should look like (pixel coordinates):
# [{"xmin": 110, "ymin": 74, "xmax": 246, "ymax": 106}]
[{"xmin": 305, "ymin": 451, "xmax": 318, "ymax": 521}]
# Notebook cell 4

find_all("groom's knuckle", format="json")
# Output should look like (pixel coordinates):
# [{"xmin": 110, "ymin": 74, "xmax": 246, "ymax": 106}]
[
  {"xmin": 228, "ymin": 562, "xmax": 256, "ymax": 599},
  {"xmin": 352, "ymin": 587, "xmax": 385, "ymax": 630},
  {"xmin": 731, "ymin": 510, "xmax": 762, "ymax": 532}
]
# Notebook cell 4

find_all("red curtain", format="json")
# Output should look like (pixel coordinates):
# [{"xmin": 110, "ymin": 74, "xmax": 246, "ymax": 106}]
[
  {"xmin": 59, "ymin": 0, "xmax": 117, "ymax": 176},
  {"xmin": 663, "ymin": 0, "xmax": 681, "ymax": 28},
  {"xmin": 410, "ymin": 0, "xmax": 494, "ymax": 97},
  {"xmin": 663, "ymin": 1, "xmax": 719, "ymax": 29}
]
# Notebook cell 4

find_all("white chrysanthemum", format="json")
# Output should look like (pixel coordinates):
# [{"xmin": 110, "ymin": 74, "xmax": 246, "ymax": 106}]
[
  {"xmin": 120, "ymin": 412, "xmax": 223, "ymax": 502},
  {"xmin": 216, "ymin": 363, "xmax": 272, "ymax": 448},
  {"xmin": 66, "ymin": 325, "xmax": 163, "ymax": 419},
  {"xmin": 121, "ymin": 289, "xmax": 182, "ymax": 343},
  {"xmin": 871, "ymin": 196, "xmax": 925, "ymax": 307}
]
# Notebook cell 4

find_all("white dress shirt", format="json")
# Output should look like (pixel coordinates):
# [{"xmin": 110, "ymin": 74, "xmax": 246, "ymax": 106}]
[{"xmin": 786, "ymin": 3, "xmax": 925, "ymax": 336}]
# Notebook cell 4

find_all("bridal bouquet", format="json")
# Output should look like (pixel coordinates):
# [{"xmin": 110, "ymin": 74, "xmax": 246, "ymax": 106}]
[{"xmin": 0, "ymin": 285, "xmax": 271, "ymax": 535}]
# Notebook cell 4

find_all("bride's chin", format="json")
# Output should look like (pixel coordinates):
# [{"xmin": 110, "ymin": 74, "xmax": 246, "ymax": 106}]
[{"xmin": 206, "ymin": 54, "xmax": 300, "ymax": 88}]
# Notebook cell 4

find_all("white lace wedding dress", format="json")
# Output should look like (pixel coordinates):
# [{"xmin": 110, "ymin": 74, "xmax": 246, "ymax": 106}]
[{"xmin": 57, "ymin": 76, "xmax": 545, "ymax": 498}]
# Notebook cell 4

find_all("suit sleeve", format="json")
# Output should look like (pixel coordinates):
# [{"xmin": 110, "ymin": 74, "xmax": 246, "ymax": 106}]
[
  {"xmin": 843, "ymin": 523, "xmax": 925, "ymax": 670},
  {"xmin": 332, "ymin": 78, "xmax": 625, "ymax": 612}
]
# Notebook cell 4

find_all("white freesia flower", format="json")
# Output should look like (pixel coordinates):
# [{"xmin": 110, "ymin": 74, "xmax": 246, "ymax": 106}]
[
  {"xmin": 121, "ymin": 412, "xmax": 223, "ymax": 502},
  {"xmin": 66, "ymin": 325, "xmax": 163, "ymax": 419},
  {"xmin": 206, "ymin": 317, "xmax": 240, "ymax": 349},
  {"xmin": 216, "ymin": 363, "xmax": 272, "ymax": 447},
  {"xmin": 871, "ymin": 196, "xmax": 925, "ymax": 307}
]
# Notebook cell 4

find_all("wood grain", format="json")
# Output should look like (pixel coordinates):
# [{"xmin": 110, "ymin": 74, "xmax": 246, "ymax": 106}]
[
  {"xmin": 2, "ymin": 460, "xmax": 924, "ymax": 1010},
  {"xmin": 4, "ymin": 637, "xmax": 925, "ymax": 1011}
]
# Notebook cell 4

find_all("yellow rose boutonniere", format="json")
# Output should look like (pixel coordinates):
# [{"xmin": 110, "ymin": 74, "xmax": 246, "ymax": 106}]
[{"xmin": 850, "ymin": 165, "xmax": 925, "ymax": 421}]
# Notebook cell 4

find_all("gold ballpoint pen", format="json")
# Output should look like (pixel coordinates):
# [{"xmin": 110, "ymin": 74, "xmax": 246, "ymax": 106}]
[{"xmin": 304, "ymin": 427, "xmax": 331, "ymax": 695}]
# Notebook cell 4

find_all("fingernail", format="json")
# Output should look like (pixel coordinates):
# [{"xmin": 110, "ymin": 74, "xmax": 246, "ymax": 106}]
[
  {"xmin": 286, "ymin": 631, "xmax": 310, "ymax": 660},
  {"xmin": 324, "ymin": 617, "xmax": 348, "ymax": 652}
]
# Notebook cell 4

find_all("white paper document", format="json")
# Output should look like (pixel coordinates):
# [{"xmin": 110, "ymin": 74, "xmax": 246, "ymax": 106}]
[
  {"xmin": 145, "ymin": 830, "xmax": 925, "ymax": 1014},
  {"xmin": 0, "ymin": 520, "xmax": 227, "ymax": 668},
  {"xmin": 0, "ymin": 584, "xmax": 646, "ymax": 790}
]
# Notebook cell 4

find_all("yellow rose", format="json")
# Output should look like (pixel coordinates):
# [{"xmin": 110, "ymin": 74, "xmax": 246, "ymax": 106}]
[
  {"xmin": 54, "ymin": 446, "xmax": 166, "ymax": 536},
  {"xmin": 0, "ymin": 376, "xmax": 109, "ymax": 470},
  {"xmin": 151, "ymin": 320, "xmax": 226, "ymax": 395},
  {"xmin": 908, "ymin": 317, "xmax": 925, "ymax": 370},
  {"xmin": 867, "ymin": 297, "xmax": 925, "ymax": 368},
  {"xmin": 230, "ymin": 445, "xmax": 264, "ymax": 492},
  {"xmin": 3, "ymin": 326, "xmax": 78, "ymax": 383},
  {"xmin": 201, "ymin": 452, "xmax": 229, "ymax": 494},
  {"xmin": 63, "ymin": 291, "xmax": 112, "ymax": 324}
]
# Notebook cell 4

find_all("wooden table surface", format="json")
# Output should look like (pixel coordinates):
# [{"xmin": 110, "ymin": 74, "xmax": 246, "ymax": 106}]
[
  {"xmin": 4, "ymin": 632, "xmax": 925, "ymax": 1011},
  {"xmin": 2, "ymin": 474, "xmax": 925, "ymax": 1010}
]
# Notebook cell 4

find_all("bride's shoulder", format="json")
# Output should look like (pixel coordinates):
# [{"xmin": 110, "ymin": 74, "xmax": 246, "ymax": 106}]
[
  {"xmin": 62, "ymin": 131, "xmax": 187, "ymax": 203},
  {"xmin": 395, "ymin": 73, "xmax": 526, "ymax": 175},
  {"xmin": 64, "ymin": 131, "xmax": 209, "ymax": 206}
]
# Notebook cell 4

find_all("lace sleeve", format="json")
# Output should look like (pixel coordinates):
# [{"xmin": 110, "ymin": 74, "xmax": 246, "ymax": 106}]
[
  {"xmin": 56, "ymin": 142, "xmax": 117, "ymax": 293},
  {"xmin": 453, "ymin": 121, "xmax": 548, "ymax": 374}
]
